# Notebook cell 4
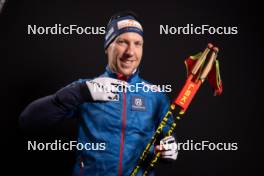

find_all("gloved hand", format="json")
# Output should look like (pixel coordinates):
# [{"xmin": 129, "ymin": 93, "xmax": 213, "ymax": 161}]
[
  {"xmin": 86, "ymin": 77, "xmax": 127, "ymax": 101},
  {"xmin": 155, "ymin": 136, "xmax": 178, "ymax": 161}
]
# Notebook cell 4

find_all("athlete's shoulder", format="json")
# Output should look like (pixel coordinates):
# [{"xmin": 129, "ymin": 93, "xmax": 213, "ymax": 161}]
[{"xmin": 68, "ymin": 75, "xmax": 103, "ymax": 86}]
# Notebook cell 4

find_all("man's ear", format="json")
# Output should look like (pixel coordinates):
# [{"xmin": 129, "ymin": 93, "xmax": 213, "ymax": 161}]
[{"xmin": 105, "ymin": 49, "xmax": 108, "ymax": 54}]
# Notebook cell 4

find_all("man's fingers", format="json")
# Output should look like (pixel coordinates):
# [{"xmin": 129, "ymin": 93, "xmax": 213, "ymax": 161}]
[
  {"xmin": 111, "ymin": 81, "xmax": 129, "ymax": 90},
  {"xmin": 155, "ymin": 145, "xmax": 170, "ymax": 152},
  {"xmin": 106, "ymin": 92, "xmax": 119, "ymax": 101},
  {"xmin": 155, "ymin": 145, "xmax": 161, "ymax": 152},
  {"xmin": 160, "ymin": 150, "xmax": 177, "ymax": 156},
  {"xmin": 93, "ymin": 77, "xmax": 128, "ymax": 93}
]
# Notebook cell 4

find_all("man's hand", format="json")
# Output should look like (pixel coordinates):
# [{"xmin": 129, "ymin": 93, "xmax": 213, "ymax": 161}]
[
  {"xmin": 86, "ymin": 77, "xmax": 127, "ymax": 101},
  {"xmin": 155, "ymin": 136, "xmax": 178, "ymax": 161}
]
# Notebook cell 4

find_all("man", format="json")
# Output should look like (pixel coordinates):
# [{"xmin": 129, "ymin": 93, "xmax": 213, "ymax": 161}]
[{"xmin": 20, "ymin": 11, "xmax": 178, "ymax": 176}]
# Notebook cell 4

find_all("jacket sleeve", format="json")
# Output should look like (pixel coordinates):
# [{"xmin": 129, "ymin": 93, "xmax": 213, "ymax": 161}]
[{"xmin": 19, "ymin": 80, "xmax": 92, "ymax": 129}]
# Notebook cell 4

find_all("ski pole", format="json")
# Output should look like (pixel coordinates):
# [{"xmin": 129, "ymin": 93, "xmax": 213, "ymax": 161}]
[{"xmin": 130, "ymin": 43, "xmax": 219, "ymax": 176}]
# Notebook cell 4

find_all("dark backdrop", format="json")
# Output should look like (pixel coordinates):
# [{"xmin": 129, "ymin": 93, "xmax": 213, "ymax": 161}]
[{"xmin": 3, "ymin": 0, "xmax": 261, "ymax": 175}]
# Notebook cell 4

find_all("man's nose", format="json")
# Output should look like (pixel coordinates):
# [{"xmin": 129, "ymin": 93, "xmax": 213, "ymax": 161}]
[{"xmin": 125, "ymin": 44, "xmax": 135, "ymax": 56}]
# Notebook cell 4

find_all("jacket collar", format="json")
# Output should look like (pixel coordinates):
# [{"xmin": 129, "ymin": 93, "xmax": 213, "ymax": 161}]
[{"xmin": 102, "ymin": 66, "xmax": 140, "ymax": 83}]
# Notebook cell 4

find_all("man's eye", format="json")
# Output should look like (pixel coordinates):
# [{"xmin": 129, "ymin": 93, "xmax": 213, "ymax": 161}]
[
  {"xmin": 117, "ymin": 40, "xmax": 125, "ymax": 44},
  {"xmin": 135, "ymin": 42, "xmax": 143, "ymax": 47}
]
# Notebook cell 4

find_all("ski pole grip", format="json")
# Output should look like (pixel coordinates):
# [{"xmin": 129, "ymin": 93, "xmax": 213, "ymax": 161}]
[
  {"xmin": 191, "ymin": 43, "xmax": 213, "ymax": 75},
  {"xmin": 200, "ymin": 47, "xmax": 219, "ymax": 82}
]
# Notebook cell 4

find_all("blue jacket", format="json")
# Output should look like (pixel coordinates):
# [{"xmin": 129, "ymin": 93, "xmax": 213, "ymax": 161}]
[{"xmin": 20, "ymin": 67, "xmax": 174, "ymax": 176}]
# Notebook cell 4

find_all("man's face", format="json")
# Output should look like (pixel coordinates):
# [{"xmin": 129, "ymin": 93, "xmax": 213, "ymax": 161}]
[{"xmin": 106, "ymin": 32, "xmax": 143, "ymax": 77}]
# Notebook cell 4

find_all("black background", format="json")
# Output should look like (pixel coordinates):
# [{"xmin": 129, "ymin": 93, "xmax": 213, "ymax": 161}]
[{"xmin": 3, "ymin": 0, "xmax": 261, "ymax": 175}]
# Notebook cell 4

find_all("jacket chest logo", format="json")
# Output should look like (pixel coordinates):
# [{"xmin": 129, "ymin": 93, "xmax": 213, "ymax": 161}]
[{"xmin": 131, "ymin": 96, "xmax": 146, "ymax": 111}]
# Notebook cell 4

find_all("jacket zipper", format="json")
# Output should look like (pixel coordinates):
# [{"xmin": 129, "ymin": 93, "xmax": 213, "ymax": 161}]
[{"xmin": 118, "ymin": 91, "xmax": 127, "ymax": 176}]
